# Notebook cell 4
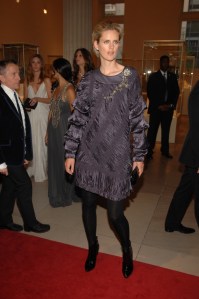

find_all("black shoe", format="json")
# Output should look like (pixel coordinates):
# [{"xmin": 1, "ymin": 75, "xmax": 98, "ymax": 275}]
[
  {"xmin": 24, "ymin": 221, "xmax": 50, "ymax": 233},
  {"xmin": 85, "ymin": 238, "xmax": 99, "ymax": 272},
  {"xmin": 165, "ymin": 224, "xmax": 195, "ymax": 234},
  {"xmin": 0, "ymin": 222, "xmax": 23, "ymax": 232},
  {"xmin": 122, "ymin": 244, "xmax": 133, "ymax": 278},
  {"xmin": 162, "ymin": 152, "xmax": 173, "ymax": 159}
]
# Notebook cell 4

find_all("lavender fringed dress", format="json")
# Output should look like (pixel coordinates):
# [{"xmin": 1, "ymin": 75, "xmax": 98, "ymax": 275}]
[{"xmin": 64, "ymin": 67, "xmax": 148, "ymax": 201}]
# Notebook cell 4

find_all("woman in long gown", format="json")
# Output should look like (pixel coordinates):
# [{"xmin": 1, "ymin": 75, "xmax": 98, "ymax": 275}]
[
  {"xmin": 47, "ymin": 58, "xmax": 79, "ymax": 207},
  {"xmin": 24, "ymin": 54, "xmax": 51, "ymax": 182}
]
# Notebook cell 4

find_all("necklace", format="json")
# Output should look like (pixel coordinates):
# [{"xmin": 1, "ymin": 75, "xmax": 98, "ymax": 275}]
[
  {"xmin": 78, "ymin": 71, "xmax": 84, "ymax": 77},
  {"xmin": 51, "ymin": 83, "xmax": 70, "ymax": 128}
]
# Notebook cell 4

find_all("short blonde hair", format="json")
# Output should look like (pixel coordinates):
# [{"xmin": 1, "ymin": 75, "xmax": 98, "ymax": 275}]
[{"xmin": 92, "ymin": 21, "xmax": 123, "ymax": 56}]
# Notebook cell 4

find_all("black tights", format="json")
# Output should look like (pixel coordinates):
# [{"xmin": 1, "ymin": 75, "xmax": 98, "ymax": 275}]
[{"xmin": 81, "ymin": 189, "xmax": 130, "ymax": 250}]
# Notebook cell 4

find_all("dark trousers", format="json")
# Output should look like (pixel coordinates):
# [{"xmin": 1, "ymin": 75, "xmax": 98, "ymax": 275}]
[
  {"xmin": 81, "ymin": 189, "xmax": 130, "ymax": 250},
  {"xmin": 147, "ymin": 110, "xmax": 173, "ymax": 155},
  {"xmin": 0, "ymin": 165, "xmax": 37, "ymax": 226},
  {"xmin": 165, "ymin": 166, "xmax": 199, "ymax": 228}
]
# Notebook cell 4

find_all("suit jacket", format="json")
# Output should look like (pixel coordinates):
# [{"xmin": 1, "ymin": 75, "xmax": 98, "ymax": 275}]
[
  {"xmin": 180, "ymin": 81, "xmax": 199, "ymax": 168},
  {"xmin": 147, "ymin": 70, "xmax": 180, "ymax": 114},
  {"xmin": 0, "ymin": 86, "xmax": 32, "ymax": 166}
]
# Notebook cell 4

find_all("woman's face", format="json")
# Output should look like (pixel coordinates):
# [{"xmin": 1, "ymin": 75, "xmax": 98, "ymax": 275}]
[
  {"xmin": 94, "ymin": 30, "xmax": 120, "ymax": 62},
  {"xmin": 31, "ymin": 57, "xmax": 42, "ymax": 73},
  {"xmin": 75, "ymin": 51, "xmax": 85, "ymax": 66},
  {"xmin": 52, "ymin": 69, "xmax": 59, "ymax": 80}
]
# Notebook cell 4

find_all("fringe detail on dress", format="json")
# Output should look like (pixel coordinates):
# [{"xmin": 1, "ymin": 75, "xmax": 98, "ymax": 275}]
[{"xmin": 75, "ymin": 168, "xmax": 132, "ymax": 201}]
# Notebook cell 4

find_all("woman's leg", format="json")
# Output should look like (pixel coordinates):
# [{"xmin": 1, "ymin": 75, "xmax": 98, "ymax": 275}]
[
  {"xmin": 81, "ymin": 189, "xmax": 99, "ymax": 271},
  {"xmin": 107, "ymin": 199, "xmax": 130, "ymax": 248},
  {"xmin": 81, "ymin": 189, "xmax": 98, "ymax": 246},
  {"xmin": 107, "ymin": 199, "xmax": 133, "ymax": 278}
]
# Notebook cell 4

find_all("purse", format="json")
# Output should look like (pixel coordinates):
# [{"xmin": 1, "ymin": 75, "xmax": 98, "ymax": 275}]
[
  {"xmin": 131, "ymin": 166, "xmax": 139, "ymax": 186},
  {"xmin": 23, "ymin": 98, "xmax": 38, "ymax": 110}
]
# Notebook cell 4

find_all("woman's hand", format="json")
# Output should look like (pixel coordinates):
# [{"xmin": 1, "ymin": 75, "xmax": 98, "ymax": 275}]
[
  {"xmin": 65, "ymin": 158, "xmax": 75, "ymax": 175},
  {"xmin": 45, "ymin": 132, "xmax": 48, "ymax": 145},
  {"xmin": 30, "ymin": 97, "xmax": 38, "ymax": 106},
  {"xmin": 132, "ymin": 161, "xmax": 144, "ymax": 176},
  {"xmin": 24, "ymin": 160, "xmax": 30, "ymax": 168}
]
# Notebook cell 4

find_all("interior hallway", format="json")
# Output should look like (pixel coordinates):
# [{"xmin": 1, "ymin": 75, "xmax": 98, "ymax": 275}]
[{"xmin": 12, "ymin": 115, "xmax": 199, "ymax": 277}]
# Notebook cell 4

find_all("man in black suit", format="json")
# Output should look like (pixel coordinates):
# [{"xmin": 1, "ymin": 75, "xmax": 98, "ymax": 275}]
[
  {"xmin": 146, "ymin": 55, "xmax": 180, "ymax": 159},
  {"xmin": 0, "ymin": 59, "xmax": 50, "ymax": 233},
  {"xmin": 165, "ymin": 81, "xmax": 199, "ymax": 234}
]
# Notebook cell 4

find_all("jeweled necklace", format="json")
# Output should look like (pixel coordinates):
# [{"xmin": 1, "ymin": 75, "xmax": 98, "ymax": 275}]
[{"xmin": 78, "ymin": 71, "xmax": 84, "ymax": 77}]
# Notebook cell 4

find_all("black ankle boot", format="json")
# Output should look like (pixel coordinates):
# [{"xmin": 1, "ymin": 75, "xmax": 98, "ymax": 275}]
[
  {"xmin": 85, "ymin": 238, "xmax": 99, "ymax": 272},
  {"xmin": 122, "ymin": 244, "xmax": 133, "ymax": 278}
]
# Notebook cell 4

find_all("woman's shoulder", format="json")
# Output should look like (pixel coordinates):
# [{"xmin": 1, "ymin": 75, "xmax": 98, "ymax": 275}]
[
  {"xmin": 123, "ymin": 66, "xmax": 138, "ymax": 77},
  {"xmin": 65, "ymin": 83, "xmax": 75, "ymax": 95},
  {"xmin": 44, "ymin": 77, "xmax": 51, "ymax": 85},
  {"xmin": 83, "ymin": 69, "xmax": 95, "ymax": 79},
  {"xmin": 122, "ymin": 66, "xmax": 140, "ymax": 87},
  {"xmin": 77, "ymin": 70, "xmax": 95, "ymax": 90}
]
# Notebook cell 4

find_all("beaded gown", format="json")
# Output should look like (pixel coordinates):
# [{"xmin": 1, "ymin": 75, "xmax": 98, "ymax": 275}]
[{"xmin": 48, "ymin": 83, "xmax": 79, "ymax": 207}]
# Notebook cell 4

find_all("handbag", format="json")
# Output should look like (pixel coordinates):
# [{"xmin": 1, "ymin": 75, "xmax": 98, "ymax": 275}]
[
  {"xmin": 23, "ymin": 98, "xmax": 38, "ymax": 110},
  {"xmin": 131, "ymin": 166, "xmax": 139, "ymax": 186}
]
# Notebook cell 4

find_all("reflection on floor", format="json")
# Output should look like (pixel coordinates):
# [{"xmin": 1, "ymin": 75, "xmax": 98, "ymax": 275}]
[{"xmin": 13, "ymin": 115, "xmax": 199, "ymax": 277}]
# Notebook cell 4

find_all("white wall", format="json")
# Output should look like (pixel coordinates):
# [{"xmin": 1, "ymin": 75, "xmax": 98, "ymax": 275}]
[{"xmin": 63, "ymin": 0, "xmax": 92, "ymax": 63}]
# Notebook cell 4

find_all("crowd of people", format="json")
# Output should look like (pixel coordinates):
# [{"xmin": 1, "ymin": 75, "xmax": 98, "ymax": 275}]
[{"xmin": 0, "ymin": 20, "xmax": 198, "ymax": 279}]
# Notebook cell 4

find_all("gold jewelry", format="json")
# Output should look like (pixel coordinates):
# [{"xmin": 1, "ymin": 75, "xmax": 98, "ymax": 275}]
[
  {"xmin": 50, "ymin": 83, "xmax": 70, "ymax": 128},
  {"xmin": 78, "ymin": 71, "xmax": 84, "ymax": 77}
]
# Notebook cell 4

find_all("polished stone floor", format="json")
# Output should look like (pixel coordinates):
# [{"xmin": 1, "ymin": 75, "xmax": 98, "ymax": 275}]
[{"xmin": 12, "ymin": 115, "xmax": 199, "ymax": 277}]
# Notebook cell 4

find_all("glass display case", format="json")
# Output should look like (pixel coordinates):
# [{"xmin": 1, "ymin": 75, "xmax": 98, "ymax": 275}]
[
  {"xmin": 2, "ymin": 43, "xmax": 39, "ymax": 82},
  {"xmin": 142, "ymin": 40, "xmax": 185, "ymax": 108},
  {"xmin": 181, "ymin": 55, "xmax": 195, "ymax": 114},
  {"xmin": 142, "ymin": 40, "xmax": 195, "ymax": 112},
  {"xmin": 142, "ymin": 40, "xmax": 195, "ymax": 142}
]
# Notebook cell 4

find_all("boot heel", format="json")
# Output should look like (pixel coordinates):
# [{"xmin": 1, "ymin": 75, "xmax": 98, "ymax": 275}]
[
  {"xmin": 85, "ymin": 238, "xmax": 99, "ymax": 272},
  {"xmin": 122, "ymin": 244, "xmax": 133, "ymax": 278},
  {"xmin": 24, "ymin": 225, "xmax": 31, "ymax": 232}
]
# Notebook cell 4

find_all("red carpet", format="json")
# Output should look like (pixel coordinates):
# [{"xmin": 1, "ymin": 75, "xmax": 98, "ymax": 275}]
[{"xmin": 0, "ymin": 230, "xmax": 198, "ymax": 299}]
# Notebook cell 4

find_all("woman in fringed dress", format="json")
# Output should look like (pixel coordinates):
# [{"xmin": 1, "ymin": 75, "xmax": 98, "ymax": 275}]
[{"xmin": 64, "ymin": 21, "xmax": 148, "ymax": 278}]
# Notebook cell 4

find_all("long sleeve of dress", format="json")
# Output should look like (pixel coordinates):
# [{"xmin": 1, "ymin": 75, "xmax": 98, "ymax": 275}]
[
  {"xmin": 128, "ymin": 71, "xmax": 149, "ymax": 161},
  {"xmin": 64, "ymin": 72, "xmax": 92, "ymax": 158}
]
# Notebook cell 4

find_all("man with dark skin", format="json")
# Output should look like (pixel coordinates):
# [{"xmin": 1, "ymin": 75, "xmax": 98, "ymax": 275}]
[{"xmin": 146, "ymin": 55, "xmax": 180, "ymax": 160}]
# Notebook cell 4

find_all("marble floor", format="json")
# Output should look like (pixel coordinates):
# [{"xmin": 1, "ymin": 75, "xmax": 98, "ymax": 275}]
[{"xmin": 12, "ymin": 115, "xmax": 199, "ymax": 277}]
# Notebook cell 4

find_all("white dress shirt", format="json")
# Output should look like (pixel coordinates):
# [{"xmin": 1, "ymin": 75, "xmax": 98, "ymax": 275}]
[{"xmin": 160, "ymin": 70, "xmax": 167, "ymax": 79}]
